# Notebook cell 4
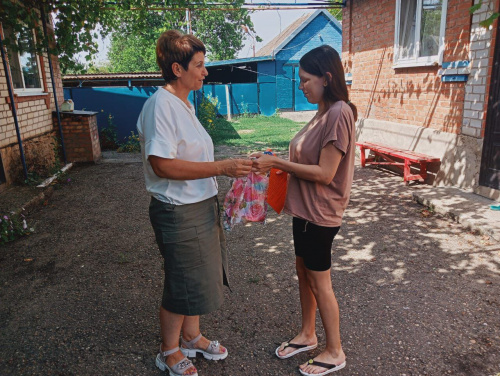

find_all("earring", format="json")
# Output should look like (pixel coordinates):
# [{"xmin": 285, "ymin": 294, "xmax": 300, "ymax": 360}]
[{"xmin": 323, "ymin": 82, "xmax": 327, "ymax": 87}]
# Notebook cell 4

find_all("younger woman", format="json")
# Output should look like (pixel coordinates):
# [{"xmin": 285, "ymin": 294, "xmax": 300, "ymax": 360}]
[{"xmin": 251, "ymin": 45, "xmax": 357, "ymax": 375}]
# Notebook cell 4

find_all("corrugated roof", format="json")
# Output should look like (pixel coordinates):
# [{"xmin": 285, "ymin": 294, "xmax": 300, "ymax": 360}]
[
  {"xmin": 63, "ymin": 72, "xmax": 162, "ymax": 80},
  {"xmin": 255, "ymin": 12, "xmax": 311, "ymax": 57}
]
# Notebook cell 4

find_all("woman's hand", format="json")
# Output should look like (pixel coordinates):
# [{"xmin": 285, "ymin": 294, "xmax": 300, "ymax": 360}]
[
  {"xmin": 250, "ymin": 152, "xmax": 277, "ymax": 174},
  {"xmin": 220, "ymin": 158, "xmax": 253, "ymax": 178}
]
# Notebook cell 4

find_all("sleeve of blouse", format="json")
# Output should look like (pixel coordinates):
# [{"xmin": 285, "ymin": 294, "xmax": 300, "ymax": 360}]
[
  {"xmin": 321, "ymin": 104, "xmax": 350, "ymax": 155},
  {"xmin": 143, "ymin": 99, "xmax": 178, "ymax": 160}
]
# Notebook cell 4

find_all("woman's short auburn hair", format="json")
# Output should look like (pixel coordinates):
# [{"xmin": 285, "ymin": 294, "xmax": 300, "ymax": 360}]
[{"xmin": 156, "ymin": 30, "xmax": 206, "ymax": 83}]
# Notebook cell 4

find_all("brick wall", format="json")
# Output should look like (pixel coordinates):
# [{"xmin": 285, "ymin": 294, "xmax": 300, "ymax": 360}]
[
  {"xmin": 0, "ymin": 131, "xmax": 57, "ymax": 184},
  {"xmin": 342, "ymin": 0, "xmax": 472, "ymax": 134},
  {"xmin": 462, "ymin": 0, "xmax": 499, "ymax": 138},
  {"xmin": 55, "ymin": 111, "xmax": 102, "ymax": 163},
  {"xmin": 1, "ymin": 18, "xmax": 65, "ymax": 185}
]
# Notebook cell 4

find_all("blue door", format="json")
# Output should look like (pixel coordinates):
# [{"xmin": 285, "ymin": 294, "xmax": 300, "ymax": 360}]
[{"xmin": 258, "ymin": 83, "xmax": 276, "ymax": 116}]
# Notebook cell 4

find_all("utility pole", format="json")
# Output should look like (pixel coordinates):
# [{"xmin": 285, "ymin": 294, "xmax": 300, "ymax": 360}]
[
  {"xmin": 240, "ymin": 25, "xmax": 255, "ymax": 57},
  {"xmin": 186, "ymin": 8, "xmax": 192, "ymax": 34}
]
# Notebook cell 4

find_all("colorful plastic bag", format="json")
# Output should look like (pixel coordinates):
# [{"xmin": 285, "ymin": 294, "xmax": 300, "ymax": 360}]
[{"xmin": 222, "ymin": 172, "xmax": 269, "ymax": 231}]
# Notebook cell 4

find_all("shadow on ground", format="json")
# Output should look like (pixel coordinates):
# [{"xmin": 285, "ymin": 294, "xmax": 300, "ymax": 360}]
[{"xmin": 0, "ymin": 151, "xmax": 498, "ymax": 376}]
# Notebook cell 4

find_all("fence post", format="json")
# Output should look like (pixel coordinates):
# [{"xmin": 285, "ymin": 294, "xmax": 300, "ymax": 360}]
[{"xmin": 225, "ymin": 84, "xmax": 231, "ymax": 121}]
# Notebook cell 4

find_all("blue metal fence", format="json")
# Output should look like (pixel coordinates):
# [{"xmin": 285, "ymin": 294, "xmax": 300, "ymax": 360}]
[{"xmin": 64, "ymin": 83, "xmax": 280, "ymax": 141}]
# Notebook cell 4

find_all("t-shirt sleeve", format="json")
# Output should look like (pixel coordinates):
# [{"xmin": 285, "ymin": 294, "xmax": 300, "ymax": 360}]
[
  {"xmin": 143, "ymin": 99, "xmax": 178, "ymax": 160},
  {"xmin": 321, "ymin": 104, "xmax": 351, "ymax": 155}
]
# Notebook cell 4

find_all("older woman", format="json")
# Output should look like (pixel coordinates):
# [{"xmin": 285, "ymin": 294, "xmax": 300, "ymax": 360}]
[{"xmin": 137, "ymin": 30, "xmax": 252, "ymax": 376}]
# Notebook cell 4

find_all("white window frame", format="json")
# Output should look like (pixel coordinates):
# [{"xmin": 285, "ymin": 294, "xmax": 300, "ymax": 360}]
[
  {"xmin": 2, "ymin": 24, "xmax": 44, "ymax": 95},
  {"xmin": 394, "ymin": 0, "xmax": 448, "ymax": 69}
]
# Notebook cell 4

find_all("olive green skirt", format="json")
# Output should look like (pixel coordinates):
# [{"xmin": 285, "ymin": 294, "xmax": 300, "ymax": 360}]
[{"xmin": 149, "ymin": 196, "xmax": 228, "ymax": 316}]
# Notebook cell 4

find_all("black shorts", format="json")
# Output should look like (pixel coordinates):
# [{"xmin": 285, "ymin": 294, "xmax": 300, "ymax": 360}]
[{"xmin": 293, "ymin": 217, "xmax": 340, "ymax": 271}]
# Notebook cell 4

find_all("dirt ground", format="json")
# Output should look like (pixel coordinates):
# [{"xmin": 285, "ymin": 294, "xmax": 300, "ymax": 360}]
[{"xmin": 0, "ymin": 147, "xmax": 499, "ymax": 376}]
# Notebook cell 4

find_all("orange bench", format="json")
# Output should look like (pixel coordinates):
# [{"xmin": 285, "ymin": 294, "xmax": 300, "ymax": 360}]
[{"xmin": 356, "ymin": 141, "xmax": 440, "ymax": 185}]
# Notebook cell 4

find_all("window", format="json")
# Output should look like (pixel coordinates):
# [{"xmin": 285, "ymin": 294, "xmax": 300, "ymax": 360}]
[
  {"xmin": 394, "ymin": 0, "xmax": 448, "ymax": 68},
  {"xmin": 3, "ymin": 25, "xmax": 43, "ymax": 92}
]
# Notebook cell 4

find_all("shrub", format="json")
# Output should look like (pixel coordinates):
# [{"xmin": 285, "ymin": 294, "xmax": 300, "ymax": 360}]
[
  {"xmin": 100, "ymin": 114, "xmax": 119, "ymax": 150},
  {"xmin": 198, "ymin": 94, "xmax": 220, "ymax": 132},
  {"xmin": 0, "ymin": 213, "xmax": 33, "ymax": 245},
  {"xmin": 117, "ymin": 131, "xmax": 141, "ymax": 153}
]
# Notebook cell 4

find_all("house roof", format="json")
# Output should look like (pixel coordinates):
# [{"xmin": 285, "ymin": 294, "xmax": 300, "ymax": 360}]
[
  {"xmin": 63, "ymin": 72, "xmax": 162, "ymax": 81},
  {"xmin": 255, "ymin": 9, "xmax": 342, "ymax": 58}
]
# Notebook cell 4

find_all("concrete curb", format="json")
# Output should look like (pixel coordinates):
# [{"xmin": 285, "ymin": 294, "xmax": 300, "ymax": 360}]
[
  {"xmin": 412, "ymin": 192, "xmax": 500, "ymax": 242},
  {"xmin": 16, "ymin": 186, "xmax": 55, "ymax": 216}
]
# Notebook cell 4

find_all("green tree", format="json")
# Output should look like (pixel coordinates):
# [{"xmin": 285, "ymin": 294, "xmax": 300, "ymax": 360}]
[
  {"xmin": 328, "ymin": 7, "xmax": 342, "ymax": 22},
  {"xmin": 106, "ymin": 3, "xmax": 257, "ymax": 72},
  {"xmin": 1, "ymin": 0, "xmax": 249, "ymax": 73}
]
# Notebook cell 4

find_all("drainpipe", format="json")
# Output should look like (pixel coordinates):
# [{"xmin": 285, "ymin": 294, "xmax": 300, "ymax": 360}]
[
  {"xmin": 0, "ymin": 31, "xmax": 29, "ymax": 181},
  {"xmin": 40, "ymin": 4, "xmax": 67, "ymax": 164}
]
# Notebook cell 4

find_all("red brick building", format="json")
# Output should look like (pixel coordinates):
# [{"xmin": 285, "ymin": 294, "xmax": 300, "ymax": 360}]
[
  {"xmin": 1, "ymin": 5, "xmax": 101, "ymax": 190},
  {"xmin": 0, "ymin": 9, "xmax": 65, "ymax": 189},
  {"xmin": 343, "ymin": 0, "xmax": 499, "ymax": 199}
]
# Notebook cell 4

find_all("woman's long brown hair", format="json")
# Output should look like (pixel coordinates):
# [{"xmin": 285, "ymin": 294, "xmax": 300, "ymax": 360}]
[{"xmin": 299, "ymin": 45, "xmax": 357, "ymax": 121}]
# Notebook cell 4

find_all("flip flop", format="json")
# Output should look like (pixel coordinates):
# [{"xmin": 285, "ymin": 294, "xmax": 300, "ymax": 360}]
[
  {"xmin": 299, "ymin": 359, "xmax": 346, "ymax": 376},
  {"xmin": 275, "ymin": 339, "xmax": 318, "ymax": 359},
  {"xmin": 490, "ymin": 204, "xmax": 500, "ymax": 211}
]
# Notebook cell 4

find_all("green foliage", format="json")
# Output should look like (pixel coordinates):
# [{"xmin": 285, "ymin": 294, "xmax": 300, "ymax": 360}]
[
  {"xmin": 0, "ymin": 213, "xmax": 33, "ymax": 245},
  {"xmin": 0, "ymin": 0, "xmax": 110, "ymax": 73},
  {"xmin": 328, "ymin": 7, "xmax": 343, "ymax": 22},
  {"xmin": 191, "ymin": 6, "xmax": 259, "ymax": 61},
  {"xmin": 86, "ymin": 62, "xmax": 112, "ymax": 74},
  {"xmin": 50, "ymin": 136, "xmax": 63, "ymax": 174},
  {"xmin": 1, "ymin": 0, "xmax": 254, "ymax": 74},
  {"xmin": 469, "ymin": 2, "xmax": 483, "ymax": 14},
  {"xmin": 107, "ymin": 32, "xmax": 158, "ymax": 72},
  {"xmin": 24, "ymin": 171, "xmax": 42, "ymax": 186},
  {"xmin": 117, "ymin": 131, "xmax": 141, "ymax": 153},
  {"xmin": 106, "ymin": 1, "xmax": 257, "ymax": 71},
  {"xmin": 239, "ymin": 101, "xmax": 250, "ymax": 117},
  {"xmin": 99, "ymin": 113, "xmax": 119, "ymax": 150},
  {"xmin": 481, "ymin": 13, "xmax": 500, "ymax": 29},
  {"xmin": 469, "ymin": 1, "xmax": 500, "ymax": 28},
  {"xmin": 198, "ymin": 94, "xmax": 220, "ymax": 132}
]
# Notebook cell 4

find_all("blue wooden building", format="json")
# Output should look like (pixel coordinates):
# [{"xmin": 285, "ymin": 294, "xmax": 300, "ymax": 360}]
[
  {"xmin": 63, "ymin": 10, "xmax": 342, "ymax": 139},
  {"xmin": 202, "ymin": 9, "xmax": 342, "ymax": 115}
]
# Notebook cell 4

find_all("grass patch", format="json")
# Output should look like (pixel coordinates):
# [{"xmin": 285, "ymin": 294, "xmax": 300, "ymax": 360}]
[{"xmin": 210, "ymin": 116, "xmax": 305, "ymax": 152}]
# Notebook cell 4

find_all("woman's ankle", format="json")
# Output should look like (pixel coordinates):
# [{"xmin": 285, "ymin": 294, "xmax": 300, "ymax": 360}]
[
  {"xmin": 324, "ymin": 347, "xmax": 345, "ymax": 360},
  {"xmin": 294, "ymin": 331, "xmax": 317, "ymax": 344}
]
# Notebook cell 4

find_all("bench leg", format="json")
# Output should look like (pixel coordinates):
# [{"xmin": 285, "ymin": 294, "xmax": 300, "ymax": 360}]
[
  {"xmin": 419, "ymin": 162, "xmax": 428, "ymax": 181},
  {"xmin": 360, "ymin": 146, "xmax": 366, "ymax": 167},
  {"xmin": 404, "ymin": 159, "xmax": 411, "ymax": 185}
]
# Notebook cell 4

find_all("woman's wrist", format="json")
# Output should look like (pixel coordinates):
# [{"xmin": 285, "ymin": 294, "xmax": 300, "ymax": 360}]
[
  {"xmin": 214, "ymin": 160, "xmax": 225, "ymax": 176},
  {"xmin": 275, "ymin": 158, "xmax": 291, "ymax": 174}
]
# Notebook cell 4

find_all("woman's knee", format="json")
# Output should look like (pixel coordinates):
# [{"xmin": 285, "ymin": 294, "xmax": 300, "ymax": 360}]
[{"xmin": 305, "ymin": 272, "xmax": 333, "ymax": 297}]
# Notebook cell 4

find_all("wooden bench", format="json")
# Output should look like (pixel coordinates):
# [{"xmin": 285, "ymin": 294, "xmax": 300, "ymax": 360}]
[{"xmin": 356, "ymin": 141, "xmax": 441, "ymax": 185}]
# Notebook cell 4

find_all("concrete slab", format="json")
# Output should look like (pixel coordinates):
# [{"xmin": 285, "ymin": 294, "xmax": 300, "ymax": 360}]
[
  {"xmin": 279, "ymin": 110, "xmax": 316, "ymax": 123},
  {"xmin": 410, "ymin": 184, "xmax": 500, "ymax": 242}
]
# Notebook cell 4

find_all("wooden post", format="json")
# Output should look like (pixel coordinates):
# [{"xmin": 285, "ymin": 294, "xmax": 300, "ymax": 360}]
[{"xmin": 225, "ymin": 84, "xmax": 232, "ymax": 121}]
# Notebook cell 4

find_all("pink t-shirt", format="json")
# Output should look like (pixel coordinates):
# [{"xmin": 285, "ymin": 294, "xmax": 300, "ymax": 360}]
[{"xmin": 283, "ymin": 101, "xmax": 355, "ymax": 227}]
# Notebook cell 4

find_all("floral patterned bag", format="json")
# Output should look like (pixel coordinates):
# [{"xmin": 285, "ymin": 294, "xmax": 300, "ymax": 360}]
[{"xmin": 222, "ymin": 172, "xmax": 269, "ymax": 231}]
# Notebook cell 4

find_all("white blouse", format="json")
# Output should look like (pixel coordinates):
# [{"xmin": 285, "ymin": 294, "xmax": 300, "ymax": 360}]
[{"xmin": 137, "ymin": 88, "xmax": 218, "ymax": 205}]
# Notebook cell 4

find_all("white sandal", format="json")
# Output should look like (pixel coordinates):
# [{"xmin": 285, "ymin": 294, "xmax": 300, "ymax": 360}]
[
  {"xmin": 180, "ymin": 333, "xmax": 228, "ymax": 361},
  {"xmin": 155, "ymin": 346, "xmax": 198, "ymax": 376}
]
